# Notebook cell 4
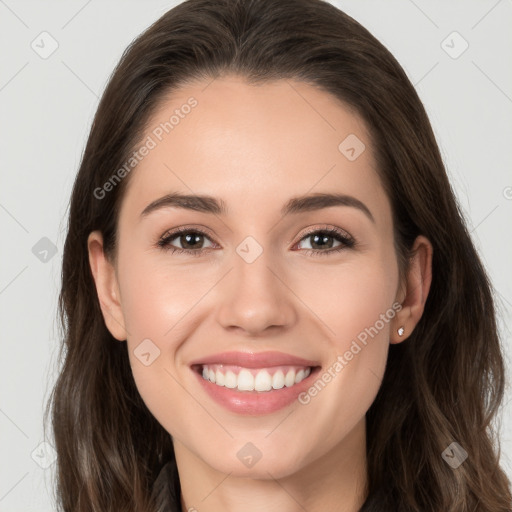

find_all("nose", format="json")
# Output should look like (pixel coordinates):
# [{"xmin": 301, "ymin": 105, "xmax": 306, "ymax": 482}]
[{"xmin": 215, "ymin": 249, "xmax": 297, "ymax": 337}]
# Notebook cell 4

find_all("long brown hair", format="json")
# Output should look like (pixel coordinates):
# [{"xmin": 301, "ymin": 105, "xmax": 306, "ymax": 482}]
[{"xmin": 45, "ymin": 0, "xmax": 512, "ymax": 510}]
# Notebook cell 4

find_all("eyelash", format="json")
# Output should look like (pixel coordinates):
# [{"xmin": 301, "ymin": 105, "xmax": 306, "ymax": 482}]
[{"xmin": 157, "ymin": 225, "xmax": 356, "ymax": 257}]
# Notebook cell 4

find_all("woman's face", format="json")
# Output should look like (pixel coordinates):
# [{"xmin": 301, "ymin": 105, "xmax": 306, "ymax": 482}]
[{"xmin": 90, "ymin": 75, "xmax": 412, "ymax": 479}]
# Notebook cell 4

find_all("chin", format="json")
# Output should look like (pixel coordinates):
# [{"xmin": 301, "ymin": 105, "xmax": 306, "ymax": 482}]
[{"xmin": 203, "ymin": 447, "xmax": 308, "ymax": 480}]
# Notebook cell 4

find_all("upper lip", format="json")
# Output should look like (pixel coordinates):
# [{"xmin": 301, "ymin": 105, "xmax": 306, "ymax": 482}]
[{"xmin": 190, "ymin": 351, "xmax": 320, "ymax": 369}]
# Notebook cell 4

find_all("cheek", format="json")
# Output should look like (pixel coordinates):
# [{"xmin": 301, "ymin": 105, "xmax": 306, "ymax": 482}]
[
  {"xmin": 292, "ymin": 255, "xmax": 398, "ymax": 439},
  {"xmin": 117, "ymin": 260, "xmax": 197, "ymax": 432},
  {"xmin": 118, "ymin": 248, "xmax": 212, "ymax": 341},
  {"xmin": 292, "ymin": 254, "xmax": 398, "ymax": 344},
  {"xmin": 291, "ymin": 255, "xmax": 397, "ymax": 393},
  {"xmin": 116, "ymin": 251, "xmax": 226, "ymax": 422}
]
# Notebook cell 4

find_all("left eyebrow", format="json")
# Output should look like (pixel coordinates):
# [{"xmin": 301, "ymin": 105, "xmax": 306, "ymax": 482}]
[
  {"xmin": 282, "ymin": 192, "xmax": 375, "ymax": 223},
  {"xmin": 139, "ymin": 191, "xmax": 375, "ymax": 223}
]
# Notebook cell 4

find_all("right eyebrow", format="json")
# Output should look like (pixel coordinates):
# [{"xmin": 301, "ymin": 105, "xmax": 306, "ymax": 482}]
[{"xmin": 140, "ymin": 192, "xmax": 228, "ymax": 218}]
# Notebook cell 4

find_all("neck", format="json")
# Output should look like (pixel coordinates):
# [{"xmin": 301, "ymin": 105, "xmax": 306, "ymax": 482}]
[{"xmin": 173, "ymin": 417, "xmax": 368, "ymax": 512}]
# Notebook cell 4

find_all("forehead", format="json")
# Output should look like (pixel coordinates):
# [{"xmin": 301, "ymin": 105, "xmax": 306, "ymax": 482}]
[{"xmin": 120, "ymin": 75, "xmax": 389, "ymax": 222}]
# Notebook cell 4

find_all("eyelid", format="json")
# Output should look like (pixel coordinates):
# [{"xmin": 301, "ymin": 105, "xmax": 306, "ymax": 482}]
[
  {"xmin": 294, "ymin": 223, "xmax": 353, "ymax": 242},
  {"xmin": 159, "ymin": 224, "xmax": 217, "ymax": 242}
]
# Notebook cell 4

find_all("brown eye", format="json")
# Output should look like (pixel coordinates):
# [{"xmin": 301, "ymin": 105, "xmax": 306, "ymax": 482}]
[
  {"xmin": 175, "ymin": 232, "xmax": 206, "ymax": 250},
  {"xmin": 158, "ymin": 229, "xmax": 215, "ymax": 255},
  {"xmin": 295, "ymin": 228, "xmax": 355, "ymax": 256}
]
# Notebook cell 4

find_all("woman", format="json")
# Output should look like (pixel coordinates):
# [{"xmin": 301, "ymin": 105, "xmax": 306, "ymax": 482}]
[{"xmin": 46, "ymin": 0, "xmax": 512, "ymax": 510}]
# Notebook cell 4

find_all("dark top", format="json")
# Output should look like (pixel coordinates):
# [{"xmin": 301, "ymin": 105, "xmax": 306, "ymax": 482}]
[
  {"xmin": 151, "ymin": 458, "xmax": 182, "ymax": 512},
  {"xmin": 150, "ymin": 459, "xmax": 382, "ymax": 511}
]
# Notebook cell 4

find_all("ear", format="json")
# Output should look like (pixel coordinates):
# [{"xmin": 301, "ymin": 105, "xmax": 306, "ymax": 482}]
[
  {"xmin": 87, "ymin": 231, "xmax": 127, "ymax": 341},
  {"xmin": 391, "ymin": 235, "xmax": 433, "ymax": 344}
]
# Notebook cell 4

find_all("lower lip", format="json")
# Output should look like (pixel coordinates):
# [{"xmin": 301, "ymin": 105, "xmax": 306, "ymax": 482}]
[{"xmin": 192, "ymin": 366, "xmax": 321, "ymax": 415}]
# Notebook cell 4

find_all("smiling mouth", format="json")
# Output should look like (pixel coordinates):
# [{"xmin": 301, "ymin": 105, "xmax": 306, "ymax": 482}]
[{"xmin": 192, "ymin": 364, "xmax": 319, "ymax": 392}]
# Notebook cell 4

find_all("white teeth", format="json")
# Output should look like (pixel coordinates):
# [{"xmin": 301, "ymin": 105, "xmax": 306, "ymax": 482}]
[
  {"xmin": 224, "ymin": 370, "xmax": 237, "ymax": 389},
  {"xmin": 284, "ymin": 369, "xmax": 296, "ymax": 387},
  {"xmin": 254, "ymin": 370, "xmax": 272, "ymax": 391},
  {"xmin": 295, "ymin": 369, "xmax": 305, "ymax": 384},
  {"xmin": 238, "ymin": 369, "xmax": 254, "ymax": 391},
  {"xmin": 200, "ymin": 365, "xmax": 312, "ymax": 392},
  {"xmin": 272, "ymin": 370, "xmax": 285, "ymax": 389},
  {"xmin": 215, "ymin": 369, "xmax": 225, "ymax": 386}
]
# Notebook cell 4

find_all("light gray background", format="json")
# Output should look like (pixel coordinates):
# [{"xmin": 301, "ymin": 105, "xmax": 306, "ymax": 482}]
[{"xmin": 1, "ymin": 0, "xmax": 511, "ymax": 510}]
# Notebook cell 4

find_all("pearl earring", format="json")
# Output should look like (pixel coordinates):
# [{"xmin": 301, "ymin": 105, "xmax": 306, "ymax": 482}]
[{"xmin": 397, "ymin": 326, "xmax": 405, "ymax": 336}]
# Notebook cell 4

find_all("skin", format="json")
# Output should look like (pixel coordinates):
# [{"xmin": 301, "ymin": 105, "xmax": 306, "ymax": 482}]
[{"xmin": 88, "ymin": 75, "xmax": 432, "ymax": 512}]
